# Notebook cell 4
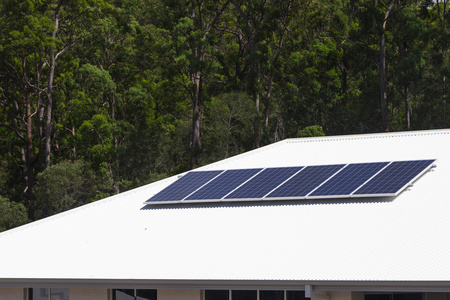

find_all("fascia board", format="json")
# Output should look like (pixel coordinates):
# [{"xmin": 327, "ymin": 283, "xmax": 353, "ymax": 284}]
[{"xmin": 2, "ymin": 278, "xmax": 450, "ymax": 293}]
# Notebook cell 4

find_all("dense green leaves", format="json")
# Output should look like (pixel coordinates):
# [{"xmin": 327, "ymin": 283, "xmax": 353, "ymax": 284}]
[
  {"xmin": 0, "ymin": 196, "xmax": 29, "ymax": 232},
  {"xmin": 1, "ymin": 0, "xmax": 450, "ymax": 229},
  {"xmin": 34, "ymin": 160, "xmax": 96, "ymax": 218}
]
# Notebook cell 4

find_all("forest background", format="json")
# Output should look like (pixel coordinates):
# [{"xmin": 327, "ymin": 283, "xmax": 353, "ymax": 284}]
[{"xmin": 1, "ymin": 0, "xmax": 449, "ymax": 231}]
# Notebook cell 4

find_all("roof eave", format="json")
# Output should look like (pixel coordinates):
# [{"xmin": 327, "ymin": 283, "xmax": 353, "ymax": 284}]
[{"xmin": 2, "ymin": 278, "xmax": 450, "ymax": 292}]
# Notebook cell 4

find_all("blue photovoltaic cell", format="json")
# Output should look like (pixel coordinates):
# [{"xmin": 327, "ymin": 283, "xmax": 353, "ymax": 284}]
[
  {"xmin": 266, "ymin": 164, "xmax": 345, "ymax": 198},
  {"xmin": 310, "ymin": 162, "xmax": 389, "ymax": 196},
  {"xmin": 353, "ymin": 159, "xmax": 435, "ymax": 195},
  {"xmin": 225, "ymin": 167, "xmax": 303, "ymax": 199},
  {"xmin": 146, "ymin": 170, "xmax": 222, "ymax": 202},
  {"xmin": 184, "ymin": 168, "xmax": 262, "ymax": 201},
  {"xmin": 145, "ymin": 159, "xmax": 435, "ymax": 204}
]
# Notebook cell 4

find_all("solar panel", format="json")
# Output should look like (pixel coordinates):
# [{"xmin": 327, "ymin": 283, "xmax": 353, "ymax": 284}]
[
  {"xmin": 309, "ymin": 162, "xmax": 389, "ymax": 197},
  {"xmin": 145, "ymin": 170, "xmax": 223, "ymax": 203},
  {"xmin": 353, "ymin": 159, "xmax": 435, "ymax": 196},
  {"xmin": 184, "ymin": 168, "xmax": 262, "ymax": 202},
  {"xmin": 265, "ymin": 164, "xmax": 345, "ymax": 199},
  {"xmin": 144, "ymin": 159, "xmax": 435, "ymax": 204},
  {"xmin": 225, "ymin": 167, "xmax": 303, "ymax": 200}
]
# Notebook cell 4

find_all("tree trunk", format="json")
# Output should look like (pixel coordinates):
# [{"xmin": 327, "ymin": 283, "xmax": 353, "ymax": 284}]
[
  {"xmin": 263, "ymin": 75, "xmax": 273, "ymax": 141},
  {"xmin": 190, "ymin": 68, "xmax": 202, "ymax": 170},
  {"xmin": 186, "ymin": 0, "xmax": 229, "ymax": 168},
  {"xmin": 262, "ymin": 0, "xmax": 291, "ymax": 144},
  {"xmin": 249, "ymin": 35, "xmax": 260, "ymax": 149},
  {"xmin": 190, "ymin": 98, "xmax": 201, "ymax": 169},
  {"xmin": 24, "ymin": 63, "xmax": 35, "ymax": 220},
  {"xmin": 443, "ymin": 75, "xmax": 447, "ymax": 121},
  {"xmin": 45, "ymin": 74, "xmax": 54, "ymax": 169},
  {"xmin": 71, "ymin": 125, "xmax": 77, "ymax": 159},
  {"xmin": 253, "ymin": 91, "xmax": 260, "ymax": 149},
  {"xmin": 45, "ymin": 0, "xmax": 64, "ymax": 169},
  {"xmin": 379, "ymin": 32, "xmax": 389, "ymax": 132},
  {"xmin": 405, "ymin": 86, "xmax": 410, "ymax": 130},
  {"xmin": 379, "ymin": 0, "xmax": 395, "ymax": 132}
]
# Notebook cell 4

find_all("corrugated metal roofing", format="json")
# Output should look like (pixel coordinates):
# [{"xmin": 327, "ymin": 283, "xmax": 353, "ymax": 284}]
[{"xmin": 1, "ymin": 129, "xmax": 450, "ymax": 286}]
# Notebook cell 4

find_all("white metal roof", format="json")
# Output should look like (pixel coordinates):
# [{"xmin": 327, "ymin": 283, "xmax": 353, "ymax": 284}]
[{"xmin": 1, "ymin": 129, "xmax": 450, "ymax": 289}]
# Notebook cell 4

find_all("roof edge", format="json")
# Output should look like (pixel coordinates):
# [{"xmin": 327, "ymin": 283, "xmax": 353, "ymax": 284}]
[
  {"xmin": 285, "ymin": 128, "xmax": 450, "ymax": 144},
  {"xmin": 195, "ymin": 129, "xmax": 450, "ymax": 172},
  {"xmin": 2, "ymin": 278, "xmax": 450, "ymax": 292}
]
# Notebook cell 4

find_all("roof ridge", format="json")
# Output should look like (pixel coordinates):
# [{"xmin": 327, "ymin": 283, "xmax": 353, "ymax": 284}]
[
  {"xmin": 194, "ymin": 139, "xmax": 287, "ymax": 171},
  {"xmin": 285, "ymin": 129, "xmax": 450, "ymax": 144}
]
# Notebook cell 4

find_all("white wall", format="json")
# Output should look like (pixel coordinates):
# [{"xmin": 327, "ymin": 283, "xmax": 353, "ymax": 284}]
[
  {"xmin": 158, "ymin": 289, "xmax": 202, "ymax": 300},
  {"xmin": 0, "ymin": 288, "xmax": 25, "ymax": 300},
  {"xmin": 70, "ymin": 288, "xmax": 108, "ymax": 300},
  {"xmin": 311, "ymin": 290, "xmax": 362, "ymax": 300},
  {"xmin": 331, "ymin": 291, "xmax": 353, "ymax": 300}
]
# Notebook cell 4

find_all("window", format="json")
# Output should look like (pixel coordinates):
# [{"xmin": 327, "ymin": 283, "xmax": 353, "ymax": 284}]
[
  {"xmin": 365, "ymin": 293, "xmax": 423, "ymax": 300},
  {"xmin": 232, "ymin": 290, "xmax": 257, "ymax": 300},
  {"xmin": 260, "ymin": 291, "xmax": 284, "ymax": 300},
  {"xmin": 29, "ymin": 288, "xmax": 69, "ymax": 300},
  {"xmin": 287, "ymin": 291, "xmax": 306, "ymax": 300},
  {"xmin": 205, "ymin": 290, "xmax": 306, "ymax": 300},
  {"xmin": 113, "ymin": 289, "xmax": 157, "ymax": 300},
  {"xmin": 114, "ymin": 289, "xmax": 134, "ymax": 300},
  {"xmin": 205, "ymin": 290, "xmax": 229, "ymax": 300}
]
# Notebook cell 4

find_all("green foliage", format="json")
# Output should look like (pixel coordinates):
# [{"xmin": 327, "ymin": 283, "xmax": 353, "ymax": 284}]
[
  {"xmin": 201, "ymin": 92, "xmax": 254, "ymax": 163},
  {"xmin": 297, "ymin": 126, "xmax": 326, "ymax": 138},
  {"xmin": 79, "ymin": 64, "xmax": 117, "ymax": 98},
  {"xmin": 1, "ymin": 0, "xmax": 450, "ymax": 228},
  {"xmin": 34, "ymin": 160, "xmax": 96, "ymax": 218},
  {"xmin": 0, "ymin": 196, "xmax": 29, "ymax": 232}
]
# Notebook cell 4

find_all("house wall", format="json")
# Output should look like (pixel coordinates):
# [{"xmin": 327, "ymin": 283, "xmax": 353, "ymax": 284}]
[
  {"xmin": 310, "ymin": 291, "xmax": 362, "ymax": 300},
  {"xmin": 70, "ymin": 288, "xmax": 108, "ymax": 300},
  {"xmin": 0, "ymin": 288, "xmax": 25, "ymax": 300},
  {"xmin": 158, "ymin": 289, "xmax": 202, "ymax": 300},
  {"xmin": 314, "ymin": 290, "xmax": 450, "ymax": 300},
  {"xmin": 1, "ymin": 287, "xmax": 449, "ymax": 300},
  {"xmin": 331, "ymin": 291, "xmax": 353, "ymax": 300}
]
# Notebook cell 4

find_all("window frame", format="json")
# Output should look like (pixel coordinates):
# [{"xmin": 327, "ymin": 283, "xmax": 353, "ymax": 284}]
[
  {"xmin": 364, "ymin": 292, "xmax": 423, "ymax": 300},
  {"xmin": 204, "ymin": 289, "xmax": 307, "ymax": 300},
  {"xmin": 28, "ymin": 288, "xmax": 69, "ymax": 300},
  {"xmin": 112, "ymin": 288, "xmax": 157, "ymax": 300}
]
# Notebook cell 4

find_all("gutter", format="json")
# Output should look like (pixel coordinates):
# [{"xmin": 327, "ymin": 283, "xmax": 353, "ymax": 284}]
[{"xmin": 1, "ymin": 279, "xmax": 450, "ymax": 292}]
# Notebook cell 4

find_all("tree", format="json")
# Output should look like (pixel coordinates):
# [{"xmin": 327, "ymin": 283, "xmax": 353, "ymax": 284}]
[
  {"xmin": 0, "ymin": 0, "xmax": 104, "ymax": 220},
  {"xmin": 378, "ymin": 0, "xmax": 396, "ymax": 132},
  {"xmin": 0, "ymin": 0, "xmax": 53, "ymax": 219},
  {"xmin": 149, "ymin": 0, "xmax": 231, "ymax": 169},
  {"xmin": 0, "ymin": 196, "xmax": 29, "ymax": 232},
  {"xmin": 297, "ymin": 125, "xmax": 325, "ymax": 138},
  {"xmin": 179, "ymin": 0, "xmax": 230, "ymax": 168},
  {"xmin": 390, "ymin": 5, "xmax": 426, "ymax": 130},
  {"xmin": 414, "ymin": 0, "xmax": 450, "ymax": 129},
  {"xmin": 201, "ymin": 92, "xmax": 254, "ymax": 163},
  {"xmin": 34, "ymin": 160, "xmax": 95, "ymax": 218}
]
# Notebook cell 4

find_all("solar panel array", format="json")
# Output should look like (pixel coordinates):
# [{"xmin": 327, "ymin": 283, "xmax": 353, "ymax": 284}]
[{"xmin": 145, "ymin": 160, "xmax": 435, "ymax": 204}]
